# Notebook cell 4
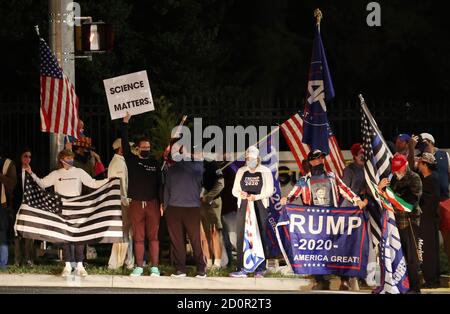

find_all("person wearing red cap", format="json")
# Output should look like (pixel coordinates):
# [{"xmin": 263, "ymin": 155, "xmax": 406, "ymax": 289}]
[
  {"xmin": 378, "ymin": 153, "xmax": 423, "ymax": 293},
  {"xmin": 342, "ymin": 144, "xmax": 365, "ymax": 207},
  {"xmin": 280, "ymin": 149, "xmax": 367, "ymax": 290}
]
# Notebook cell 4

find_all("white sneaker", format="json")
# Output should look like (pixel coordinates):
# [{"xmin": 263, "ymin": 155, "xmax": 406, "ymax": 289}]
[
  {"xmin": 61, "ymin": 267, "xmax": 72, "ymax": 277},
  {"xmin": 76, "ymin": 267, "xmax": 88, "ymax": 277}
]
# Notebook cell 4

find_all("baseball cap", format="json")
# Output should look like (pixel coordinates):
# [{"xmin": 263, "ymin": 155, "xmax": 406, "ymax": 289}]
[
  {"xmin": 308, "ymin": 149, "xmax": 326, "ymax": 161},
  {"xmin": 420, "ymin": 133, "xmax": 435, "ymax": 144},
  {"xmin": 246, "ymin": 146, "xmax": 259, "ymax": 159},
  {"xmin": 397, "ymin": 134, "xmax": 411, "ymax": 142},
  {"xmin": 350, "ymin": 143, "xmax": 363, "ymax": 157},
  {"xmin": 391, "ymin": 154, "xmax": 408, "ymax": 172},
  {"xmin": 419, "ymin": 152, "xmax": 437, "ymax": 165}
]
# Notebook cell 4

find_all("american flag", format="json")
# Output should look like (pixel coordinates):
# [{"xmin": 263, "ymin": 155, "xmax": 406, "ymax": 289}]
[
  {"xmin": 360, "ymin": 95, "xmax": 409, "ymax": 293},
  {"xmin": 280, "ymin": 113, "xmax": 345, "ymax": 177},
  {"xmin": 40, "ymin": 38, "xmax": 81, "ymax": 138},
  {"xmin": 15, "ymin": 175, "xmax": 123, "ymax": 244}
]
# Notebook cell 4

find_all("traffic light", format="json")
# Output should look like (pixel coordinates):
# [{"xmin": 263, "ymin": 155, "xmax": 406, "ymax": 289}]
[{"xmin": 75, "ymin": 22, "xmax": 114, "ymax": 54}]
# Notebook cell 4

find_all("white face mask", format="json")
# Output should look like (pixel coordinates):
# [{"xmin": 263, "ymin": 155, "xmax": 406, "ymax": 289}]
[{"xmin": 395, "ymin": 172, "xmax": 405, "ymax": 180}]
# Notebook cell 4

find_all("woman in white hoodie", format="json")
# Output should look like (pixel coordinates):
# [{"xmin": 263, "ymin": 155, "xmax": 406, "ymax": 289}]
[
  {"xmin": 25, "ymin": 149, "xmax": 108, "ymax": 277},
  {"xmin": 229, "ymin": 146, "xmax": 274, "ymax": 278}
]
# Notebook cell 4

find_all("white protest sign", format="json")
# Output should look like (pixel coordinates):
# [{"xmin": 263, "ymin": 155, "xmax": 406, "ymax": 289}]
[{"xmin": 103, "ymin": 70, "xmax": 154, "ymax": 120}]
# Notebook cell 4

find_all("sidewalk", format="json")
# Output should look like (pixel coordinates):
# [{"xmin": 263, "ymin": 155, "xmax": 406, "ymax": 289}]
[{"xmin": 0, "ymin": 274, "xmax": 449, "ymax": 293}]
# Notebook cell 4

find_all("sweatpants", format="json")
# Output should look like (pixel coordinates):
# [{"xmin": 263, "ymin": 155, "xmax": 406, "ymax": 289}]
[
  {"xmin": 129, "ymin": 199, "xmax": 160, "ymax": 267},
  {"xmin": 399, "ymin": 225, "xmax": 421, "ymax": 292},
  {"xmin": 166, "ymin": 206, "xmax": 206, "ymax": 273},
  {"xmin": 235, "ymin": 202, "xmax": 268, "ymax": 272},
  {"xmin": 63, "ymin": 244, "xmax": 85, "ymax": 263},
  {"xmin": 420, "ymin": 218, "xmax": 440, "ymax": 285}
]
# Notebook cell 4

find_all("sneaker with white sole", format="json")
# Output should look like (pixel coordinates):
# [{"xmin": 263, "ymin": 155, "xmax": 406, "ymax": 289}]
[
  {"xmin": 195, "ymin": 271, "xmax": 207, "ymax": 278},
  {"xmin": 171, "ymin": 270, "xmax": 187, "ymax": 277},
  {"xmin": 150, "ymin": 266, "xmax": 160, "ymax": 277},
  {"xmin": 229, "ymin": 270, "xmax": 248, "ymax": 278},
  {"xmin": 61, "ymin": 267, "xmax": 72, "ymax": 277},
  {"xmin": 130, "ymin": 267, "xmax": 143, "ymax": 277},
  {"xmin": 76, "ymin": 267, "xmax": 88, "ymax": 277}
]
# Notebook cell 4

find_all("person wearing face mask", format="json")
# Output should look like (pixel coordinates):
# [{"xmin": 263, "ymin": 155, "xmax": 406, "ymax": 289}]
[
  {"xmin": 280, "ymin": 149, "xmax": 367, "ymax": 290},
  {"xmin": 25, "ymin": 149, "xmax": 108, "ymax": 277},
  {"xmin": 229, "ymin": 146, "xmax": 274, "ymax": 278},
  {"xmin": 122, "ymin": 112, "xmax": 163, "ymax": 277},
  {"xmin": 378, "ymin": 153, "xmax": 423, "ymax": 293}
]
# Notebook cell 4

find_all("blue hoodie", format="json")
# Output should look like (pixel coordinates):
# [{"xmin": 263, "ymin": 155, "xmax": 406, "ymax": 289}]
[{"xmin": 164, "ymin": 160, "xmax": 204, "ymax": 208}]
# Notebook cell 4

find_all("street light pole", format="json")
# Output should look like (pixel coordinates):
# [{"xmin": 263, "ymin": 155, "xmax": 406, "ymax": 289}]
[{"xmin": 48, "ymin": 0, "xmax": 75, "ymax": 170}]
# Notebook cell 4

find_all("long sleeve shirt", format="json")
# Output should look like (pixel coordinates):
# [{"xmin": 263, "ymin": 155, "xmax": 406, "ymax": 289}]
[
  {"xmin": 121, "ymin": 122, "xmax": 161, "ymax": 201},
  {"xmin": 31, "ymin": 167, "xmax": 108, "ymax": 197},
  {"xmin": 108, "ymin": 154, "xmax": 128, "ymax": 203}
]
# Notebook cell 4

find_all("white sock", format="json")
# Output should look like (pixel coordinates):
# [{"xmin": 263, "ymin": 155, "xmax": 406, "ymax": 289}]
[
  {"xmin": 213, "ymin": 259, "xmax": 221, "ymax": 267},
  {"xmin": 77, "ymin": 262, "xmax": 84, "ymax": 269},
  {"xmin": 65, "ymin": 262, "xmax": 72, "ymax": 269},
  {"xmin": 207, "ymin": 259, "xmax": 213, "ymax": 267}
]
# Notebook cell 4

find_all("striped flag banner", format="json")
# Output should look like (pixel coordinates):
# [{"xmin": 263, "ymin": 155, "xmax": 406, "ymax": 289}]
[
  {"xmin": 280, "ymin": 113, "xmax": 345, "ymax": 177},
  {"xmin": 243, "ymin": 202, "xmax": 265, "ymax": 273},
  {"xmin": 360, "ymin": 95, "xmax": 409, "ymax": 293},
  {"xmin": 40, "ymin": 38, "xmax": 82, "ymax": 138},
  {"xmin": 15, "ymin": 175, "xmax": 123, "ymax": 244}
]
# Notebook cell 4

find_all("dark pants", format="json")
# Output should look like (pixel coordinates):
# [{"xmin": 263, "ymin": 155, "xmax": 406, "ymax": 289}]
[
  {"xmin": 399, "ymin": 225, "xmax": 421, "ymax": 292},
  {"xmin": 14, "ymin": 237, "xmax": 34, "ymax": 265},
  {"xmin": 420, "ymin": 218, "xmax": 441, "ymax": 285},
  {"xmin": 129, "ymin": 199, "xmax": 160, "ymax": 267},
  {"xmin": 63, "ymin": 244, "xmax": 85, "ymax": 263},
  {"xmin": 236, "ymin": 201, "xmax": 268, "ymax": 272},
  {"xmin": 221, "ymin": 215, "xmax": 234, "ymax": 267},
  {"xmin": 166, "ymin": 206, "xmax": 205, "ymax": 273}
]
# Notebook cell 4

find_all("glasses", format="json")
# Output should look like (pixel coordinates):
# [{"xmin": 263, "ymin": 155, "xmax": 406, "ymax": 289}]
[{"xmin": 23, "ymin": 154, "xmax": 32, "ymax": 158}]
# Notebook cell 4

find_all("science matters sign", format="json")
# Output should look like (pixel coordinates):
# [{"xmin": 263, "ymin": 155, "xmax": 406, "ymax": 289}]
[
  {"xmin": 276, "ymin": 204, "xmax": 369, "ymax": 277},
  {"xmin": 103, "ymin": 70, "xmax": 154, "ymax": 120}
]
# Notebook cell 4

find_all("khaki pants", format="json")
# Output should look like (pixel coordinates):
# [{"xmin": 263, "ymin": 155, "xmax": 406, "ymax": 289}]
[{"xmin": 108, "ymin": 204, "xmax": 134, "ymax": 269}]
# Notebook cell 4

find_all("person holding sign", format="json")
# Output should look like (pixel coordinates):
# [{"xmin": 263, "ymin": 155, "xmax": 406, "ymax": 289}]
[
  {"xmin": 280, "ymin": 149, "xmax": 367, "ymax": 290},
  {"xmin": 122, "ymin": 113, "xmax": 163, "ymax": 277},
  {"xmin": 229, "ymin": 146, "xmax": 274, "ymax": 278}
]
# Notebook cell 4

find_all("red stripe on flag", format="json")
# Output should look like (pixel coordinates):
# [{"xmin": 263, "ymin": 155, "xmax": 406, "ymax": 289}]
[
  {"xmin": 53, "ymin": 79, "xmax": 64, "ymax": 134},
  {"xmin": 40, "ymin": 77, "xmax": 48, "ymax": 131},
  {"xmin": 62, "ymin": 78, "xmax": 70, "ymax": 134},
  {"xmin": 47, "ymin": 79, "xmax": 56, "ymax": 132}
]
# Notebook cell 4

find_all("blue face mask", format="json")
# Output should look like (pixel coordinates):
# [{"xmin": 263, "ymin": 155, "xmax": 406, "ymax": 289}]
[
  {"xmin": 61, "ymin": 159, "xmax": 74, "ymax": 168},
  {"xmin": 247, "ymin": 159, "xmax": 258, "ymax": 169}
]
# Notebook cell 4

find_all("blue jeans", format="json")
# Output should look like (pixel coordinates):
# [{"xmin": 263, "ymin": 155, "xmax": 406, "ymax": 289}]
[{"xmin": 0, "ymin": 244, "xmax": 8, "ymax": 268}]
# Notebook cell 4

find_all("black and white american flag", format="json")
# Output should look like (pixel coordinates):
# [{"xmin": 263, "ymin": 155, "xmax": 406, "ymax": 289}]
[{"xmin": 15, "ymin": 174, "xmax": 123, "ymax": 244}]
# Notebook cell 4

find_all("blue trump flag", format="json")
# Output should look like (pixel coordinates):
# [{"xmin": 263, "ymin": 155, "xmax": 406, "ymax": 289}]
[
  {"xmin": 276, "ymin": 204, "xmax": 369, "ymax": 277},
  {"xmin": 302, "ymin": 24, "xmax": 335, "ymax": 154}
]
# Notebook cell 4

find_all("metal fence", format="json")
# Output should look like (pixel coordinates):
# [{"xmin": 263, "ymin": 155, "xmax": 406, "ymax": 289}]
[{"xmin": 1, "ymin": 95, "xmax": 449, "ymax": 175}]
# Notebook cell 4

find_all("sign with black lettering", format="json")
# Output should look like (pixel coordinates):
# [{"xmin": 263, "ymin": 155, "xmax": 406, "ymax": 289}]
[{"xmin": 103, "ymin": 70, "xmax": 154, "ymax": 119}]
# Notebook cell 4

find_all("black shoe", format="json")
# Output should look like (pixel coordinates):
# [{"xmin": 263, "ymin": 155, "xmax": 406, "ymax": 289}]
[
  {"xmin": 405, "ymin": 290, "xmax": 421, "ymax": 294},
  {"xmin": 423, "ymin": 282, "xmax": 440, "ymax": 289},
  {"xmin": 195, "ymin": 271, "xmax": 207, "ymax": 278},
  {"xmin": 312, "ymin": 281, "xmax": 330, "ymax": 290},
  {"xmin": 171, "ymin": 270, "xmax": 187, "ymax": 278}
]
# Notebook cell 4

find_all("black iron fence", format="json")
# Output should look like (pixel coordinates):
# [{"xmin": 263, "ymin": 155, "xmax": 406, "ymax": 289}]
[{"xmin": 1, "ymin": 95, "xmax": 449, "ymax": 176}]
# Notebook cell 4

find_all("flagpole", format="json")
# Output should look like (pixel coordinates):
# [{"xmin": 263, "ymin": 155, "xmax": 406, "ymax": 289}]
[
  {"xmin": 217, "ymin": 126, "xmax": 280, "ymax": 172},
  {"xmin": 359, "ymin": 94, "xmax": 393, "ymax": 159},
  {"xmin": 314, "ymin": 8, "xmax": 323, "ymax": 31}
]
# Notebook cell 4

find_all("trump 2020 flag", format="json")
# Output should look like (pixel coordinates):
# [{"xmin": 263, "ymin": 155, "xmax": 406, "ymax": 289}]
[
  {"xmin": 302, "ymin": 23, "xmax": 335, "ymax": 154},
  {"xmin": 260, "ymin": 136, "xmax": 284, "ymax": 257},
  {"xmin": 15, "ymin": 174, "xmax": 123, "ymax": 244},
  {"xmin": 243, "ymin": 202, "xmax": 265, "ymax": 272}
]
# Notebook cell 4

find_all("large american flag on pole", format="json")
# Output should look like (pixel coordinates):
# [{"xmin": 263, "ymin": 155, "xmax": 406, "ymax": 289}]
[
  {"xmin": 280, "ymin": 113, "xmax": 345, "ymax": 177},
  {"xmin": 15, "ymin": 175, "xmax": 123, "ymax": 244},
  {"xmin": 40, "ymin": 38, "xmax": 81, "ymax": 138},
  {"xmin": 360, "ymin": 94, "xmax": 409, "ymax": 294}
]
